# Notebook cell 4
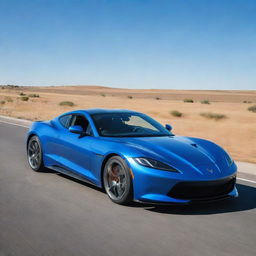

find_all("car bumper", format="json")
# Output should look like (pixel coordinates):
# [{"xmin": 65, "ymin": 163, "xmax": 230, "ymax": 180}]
[
  {"xmin": 128, "ymin": 159, "xmax": 238, "ymax": 204},
  {"xmin": 136, "ymin": 187, "xmax": 238, "ymax": 205}
]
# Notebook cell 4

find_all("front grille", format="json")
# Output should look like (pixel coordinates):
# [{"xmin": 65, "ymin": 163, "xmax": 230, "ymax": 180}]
[{"xmin": 168, "ymin": 176, "xmax": 236, "ymax": 200}]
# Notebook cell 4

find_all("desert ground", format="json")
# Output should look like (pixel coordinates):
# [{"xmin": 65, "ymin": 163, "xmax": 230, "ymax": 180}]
[{"xmin": 0, "ymin": 85, "xmax": 255, "ymax": 163}]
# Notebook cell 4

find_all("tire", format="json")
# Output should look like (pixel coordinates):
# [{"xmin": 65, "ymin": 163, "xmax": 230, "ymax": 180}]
[
  {"xmin": 103, "ymin": 156, "xmax": 133, "ymax": 205},
  {"xmin": 27, "ymin": 135, "xmax": 46, "ymax": 172}
]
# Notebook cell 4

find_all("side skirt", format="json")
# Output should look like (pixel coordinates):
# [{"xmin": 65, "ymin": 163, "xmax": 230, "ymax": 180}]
[{"xmin": 49, "ymin": 165, "xmax": 100, "ymax": 188}]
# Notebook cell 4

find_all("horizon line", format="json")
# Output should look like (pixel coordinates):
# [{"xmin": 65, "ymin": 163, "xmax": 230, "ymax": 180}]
[{"xmin": 1, "ymin": 84, "xmax": 255, "ymax": 92}]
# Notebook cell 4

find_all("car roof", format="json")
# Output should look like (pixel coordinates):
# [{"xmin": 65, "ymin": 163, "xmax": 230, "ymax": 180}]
[
  {"xmin": 85, "ymin": 109, "xmax": 140, "ymax": 115},
  {"xmin": 59, "ymin": 109, "xmax": 140, "ymax": 116}
]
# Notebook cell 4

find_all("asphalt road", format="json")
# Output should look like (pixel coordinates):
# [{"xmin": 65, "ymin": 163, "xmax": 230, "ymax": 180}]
[{"xmin": 0, "ymin": 122, "xmax": 255, "ymax": 256}]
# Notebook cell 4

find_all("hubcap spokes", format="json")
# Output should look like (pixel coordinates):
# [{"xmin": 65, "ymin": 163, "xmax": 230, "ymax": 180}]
[
  {"xmin": 106, "ymin": 162, "xmax": 127, "ymax": 200},
  {"xmin": 28, "ymin": 140, "xmax": 41, "ymax": 169}
]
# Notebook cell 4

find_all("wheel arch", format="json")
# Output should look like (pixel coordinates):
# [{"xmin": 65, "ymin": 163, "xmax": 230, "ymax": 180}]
[
  {"xmin": 26, "ymin": 133, "xmax": 37, "ymax": 149},
  {"xmin": 100, "ymin": 153, "xmax": 120, "ymax": 189}
]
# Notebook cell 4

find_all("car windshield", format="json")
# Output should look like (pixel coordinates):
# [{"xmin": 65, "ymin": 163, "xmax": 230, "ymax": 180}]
[{"xmin": 91, "ymin": 112, "xmax": 172, "ymax": 137}]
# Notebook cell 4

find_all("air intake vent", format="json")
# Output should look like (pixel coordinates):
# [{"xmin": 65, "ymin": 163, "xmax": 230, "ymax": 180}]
[{"xmin": 168, "ymin": 176, "xmax": 236, "ymax": 200}]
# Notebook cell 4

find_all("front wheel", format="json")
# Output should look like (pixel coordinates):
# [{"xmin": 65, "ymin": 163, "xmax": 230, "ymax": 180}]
[
  {"xmin": 103, "ymin": 156, "xmax": 133, "ymax": 205},
  {"xmin": 27, "ymin": 135, "xmax": 46, "ymax": 172}
]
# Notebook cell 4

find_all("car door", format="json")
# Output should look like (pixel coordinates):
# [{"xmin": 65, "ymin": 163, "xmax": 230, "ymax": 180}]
[{"xmin": 57, "ymin": 114, "xmax": 97, "ymax": 184}]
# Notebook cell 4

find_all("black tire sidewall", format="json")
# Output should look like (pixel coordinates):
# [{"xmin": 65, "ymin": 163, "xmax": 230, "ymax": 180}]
[
  {"xmin": 27, "ymin": 135, "xmax": 45, "ymax": 172},
  {"xmin": 103, "ymin": 156, "xmax": 133, "ymax": 205}
]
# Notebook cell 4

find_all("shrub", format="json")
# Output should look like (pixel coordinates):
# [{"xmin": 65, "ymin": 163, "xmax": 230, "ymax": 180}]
[
  {"xmin": 0, "ymin": 100, "xmax": 5, "ymax": 104},
  {"xmin": 19, "ymin": 92, "xmax": 26, "ymax": 96},
  {"xmin": 201, "ymin": 100, "xmax": 210, "ymax": 104},
  {"xmin": 59, "ymin": 101, "xmax": 75, "ymax": 107},
  {"xmin": 155, "ymin": 97, "xmax": 161, "ymax": 100},
  {"xmin": 101, "ymin": 93, "xmax": 106, "ymax": 97},
  {"xmin": 200, "ymin": 112, "xmax": 226, "ymax": 120},
  {"xmin": 127, "ymin": 95, "xmax": 133, "ymax": 99},
  {"xmin": 243, "ymin": 100, "xmax": 252, "ymax": 103},
  {"xmin": 20, "ymin": 96, "xmax": 29, "ymax": 101},
  {"xmin": 183, "ymin": 98, "xmax": 194, "ymax": 103},
  {"xmin": 7, "ymin": 84, "xmax": 19, "ymax": 88},
  {"xmin": 248, "ymin": 105, "xmax": 256, "ymax": 113},
  {"xmin": 170, "ymin": 110, "xmax": 182, "ymax": 117},
  {"xmin": 28, "ymin": 94, "xmax": 40, "ymax": 98}
]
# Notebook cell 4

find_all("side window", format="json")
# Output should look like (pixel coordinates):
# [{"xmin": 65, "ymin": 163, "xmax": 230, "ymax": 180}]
[
  {"xmin": 59, "ymin": 115, "xmax": 72, "ymax": 128},
  {"xmin": 70, "ymin": 115, "xmax": 93, "ymax": 135}
]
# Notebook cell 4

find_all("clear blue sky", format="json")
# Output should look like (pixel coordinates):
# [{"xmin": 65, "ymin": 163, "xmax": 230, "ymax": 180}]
[{"xmin": 0, "ymin": 0, "xmax": 255, "ymax": 89}]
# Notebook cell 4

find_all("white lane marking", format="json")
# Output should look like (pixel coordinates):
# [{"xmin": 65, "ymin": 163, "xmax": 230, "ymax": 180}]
[
  {"xmin": 237, "ymin": 177, "xmax": 256, "ymax": 184},
  {"xmin": 0, "ymin": 120, "xmax": 30, "ymax": 128},
  {"xmin": 1, "ymin": 119, "xmax": 256, "ymax": 184}
]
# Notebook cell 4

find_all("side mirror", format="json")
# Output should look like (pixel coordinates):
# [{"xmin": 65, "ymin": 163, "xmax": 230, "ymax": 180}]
[
  {"xmin": 165, "ymin": 124, "xmax": 172, "ymax": 131},
  {"xmin": 69, "ymin": 125, "xmax": 84, "ymax": 134}
]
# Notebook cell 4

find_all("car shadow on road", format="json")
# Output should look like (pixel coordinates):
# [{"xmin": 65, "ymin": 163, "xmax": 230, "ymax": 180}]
[
  {"xmin": 145, "ymin": 184, "xmax": 256, "ymax": 215},
  {"xmin": 53, "ymin": 172, "xmax": 256, "ymax": 214}
]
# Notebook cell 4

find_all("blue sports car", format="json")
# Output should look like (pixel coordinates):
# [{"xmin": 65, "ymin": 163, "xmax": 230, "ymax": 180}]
[{"xmin": 26, "ymin": 109, "xmax": 238, "ymax": 205}]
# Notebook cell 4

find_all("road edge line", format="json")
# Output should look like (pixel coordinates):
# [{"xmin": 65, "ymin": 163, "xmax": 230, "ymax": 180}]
[
  {"xmin": 237, "ymin": 177, "xmax": 256, "ymax": 184},
  {"xmin": 0, "ymin": 119, "xmax": 30, "ymax": 128}
]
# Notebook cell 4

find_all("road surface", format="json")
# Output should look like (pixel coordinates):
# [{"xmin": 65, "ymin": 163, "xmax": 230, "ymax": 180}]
[{"xmin": 0, "ymin": 121, "xmax": 255, "ymax": 256}]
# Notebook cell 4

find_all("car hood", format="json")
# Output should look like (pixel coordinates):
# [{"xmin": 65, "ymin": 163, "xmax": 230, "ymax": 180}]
[
  {"xmin": 126, "ymin": 136, "xmax": 217, "ymax": 163},
  {"xmin": 106, "ymin": 135, "xmax": 233, "ymax": 177}
]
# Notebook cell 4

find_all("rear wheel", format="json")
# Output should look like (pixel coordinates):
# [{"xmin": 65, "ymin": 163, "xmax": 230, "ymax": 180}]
[
  {"xmin": 103, "ymin": 156, "xmax": 133, "ymax": 205},
  {"xmin": 27, "ymin": 135, "xmax": 45, "ymax": 172}
]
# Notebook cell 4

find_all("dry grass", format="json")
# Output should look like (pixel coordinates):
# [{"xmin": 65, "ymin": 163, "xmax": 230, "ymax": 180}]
[
  {"xmin": 20, "ymin": 96, "xmax": 29, "ymax": 101},
  {"xmin": 248, "ymin": 105, "xmax": 256, "ymax": 113},
  {"xmin": 5, "ymin": 96, "xmax": 13, "ymax": 102},
  {"xmin": 201, "ymin": 100, "xmax": 210, "ymax": 104},
  {"xmin": 59, "ymin": 101, "xmax": 75, "ymax": 106},
  {"xmin": 0, "ymin": 85, "xmax": 256, "ymax": 163},
  {"xmin": 28, "ymin": 94, "xmax": 40, "ymax": 98},
  {"xmin": 184, "ymin": 98, "xmax": 194, "ymax": 103},
  {"xmin": 170, "ymin": 110, "xmax": 183, "ymax": 117},
  {"xmin": 200, "ymin": 112, "xmax": 227, "ymax": 120}
]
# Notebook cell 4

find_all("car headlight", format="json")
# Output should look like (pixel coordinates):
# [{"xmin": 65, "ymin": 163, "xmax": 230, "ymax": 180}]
[{"xmin": 134, "ymin": 157, "xmax": 179, "ymax": 172}]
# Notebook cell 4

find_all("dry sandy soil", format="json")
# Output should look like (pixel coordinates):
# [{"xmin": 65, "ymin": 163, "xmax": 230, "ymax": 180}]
[{"xmin": 0, "ymin": 85, "xmax": 256, "ymax": 163}]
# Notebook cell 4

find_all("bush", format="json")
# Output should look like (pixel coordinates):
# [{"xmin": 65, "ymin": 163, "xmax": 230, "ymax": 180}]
[
  {"xmin": 0, "ymin": 100, "xmax": 5, "ymax": 104},
  {"xmin": 59, "ymin": 101, "xmax": 75, "ymax": 107},
  {"xmin": 28, "ymin": 94, "xmax": 40, "ymax": 98},
  {"xmin": 155, "ymin": 97, "xmax": 161, "ymax": 100},
  {"xmin": 127, "ymin": 95, "xmax": 133, "ymax": 99},
  {"xmin": 184, "ymin": 98, "xmax": 194, "ymax": 103},
  {"xmin": 170, "ymin": 110, "xmax": 182, "ymax": 117},
  {"xmin": 201, "ymin": 100, "xmax": 210, "ymax": 104},
  {"xmin": 243, "ymin": 100, "xmax": 252, "ymax": 103},
  {"xmin": 7, "ymin": 84, "xmax": 19, "ymax": 88},
  {"xmin": 200, "ymin": 112, "xmax": 226, "ymax": 120},
  {"xmin": 248, "ymin": 105, "xmax": 256, "ymax": 113},
  {"xmin": 19, "ymin": 92, "xmax": 26, "ymax": 96},
  {"xmin": 101, "ymin": 93, "xmax": 106, "ymax": 97},
  {"xmin": 20, "ymin": 96, "xmax": 29, "ymax": 101}
]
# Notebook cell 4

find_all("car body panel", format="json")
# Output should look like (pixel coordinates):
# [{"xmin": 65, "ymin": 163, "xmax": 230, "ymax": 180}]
[{"xmin": 27, "ymin": 109, "xmax": 238, "ymax": 204}]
